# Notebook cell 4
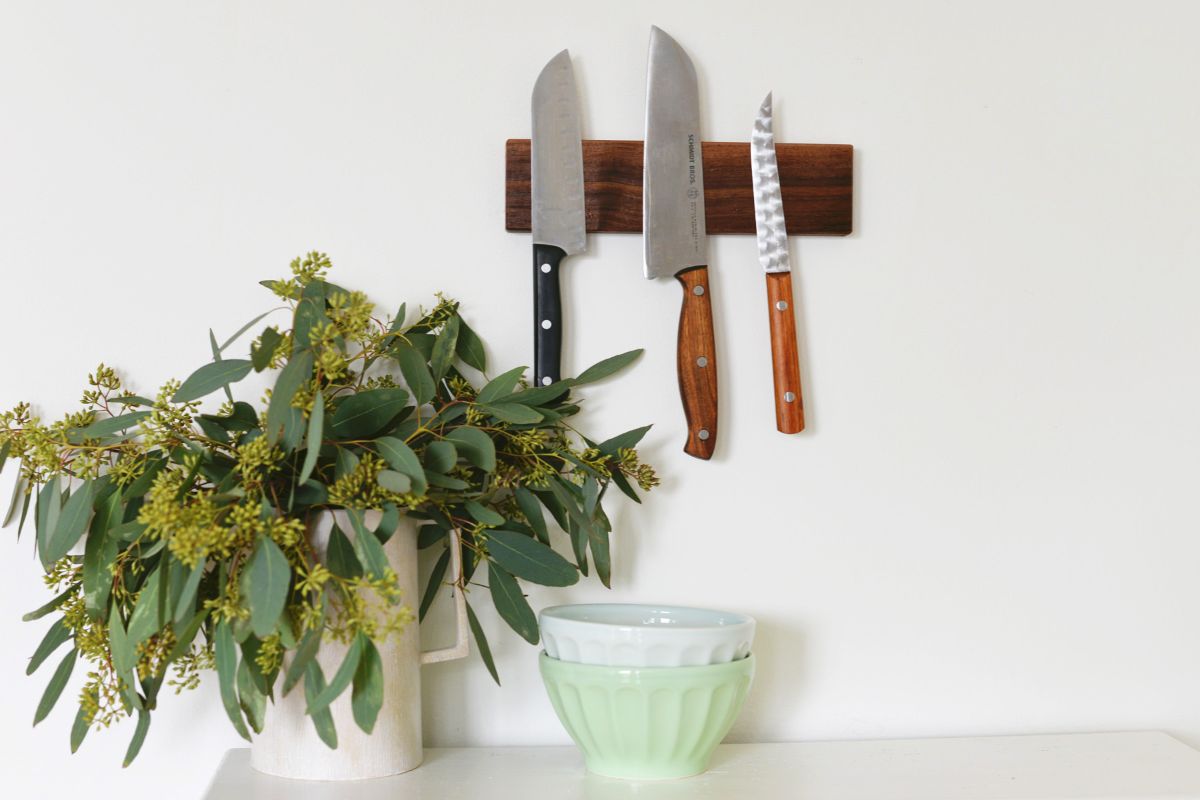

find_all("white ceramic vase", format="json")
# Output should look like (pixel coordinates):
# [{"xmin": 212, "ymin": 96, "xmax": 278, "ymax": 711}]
[{"xmin": 250, "ymin": 511, "xmax": 468, "ymax": 781}]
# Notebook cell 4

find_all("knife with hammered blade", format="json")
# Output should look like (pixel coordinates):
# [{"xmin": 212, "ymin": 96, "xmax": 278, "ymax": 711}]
[
  {"xmin": 531, "ymin": 49, "xmax": 586, "ymax": 386},
  {"xmin": 752, "ymin": 92, "xmax": 805, "ymax": 433},
  {"xmin": 644, "ymin": 26, "xmax": 718, "ymax": 460}
]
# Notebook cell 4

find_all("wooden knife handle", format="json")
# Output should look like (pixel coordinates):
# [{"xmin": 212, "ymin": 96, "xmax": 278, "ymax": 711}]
[
  {"xmin": 675, "ymin": 266, "xmax": 718, "ymax": 460},
  {"xmin": 765, "ymin": 272, "xmax": 804, "ymax": 433}
]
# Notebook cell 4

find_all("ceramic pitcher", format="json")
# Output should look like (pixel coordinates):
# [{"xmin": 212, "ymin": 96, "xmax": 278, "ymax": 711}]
[{"xmin": 250, "ymin": 511, "xmax": 468, "ymax": 780}]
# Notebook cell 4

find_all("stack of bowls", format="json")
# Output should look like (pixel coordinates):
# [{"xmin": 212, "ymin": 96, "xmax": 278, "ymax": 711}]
[{"xmin": 538, "ymin": 603, "xmax": 756, "ymax": 780}]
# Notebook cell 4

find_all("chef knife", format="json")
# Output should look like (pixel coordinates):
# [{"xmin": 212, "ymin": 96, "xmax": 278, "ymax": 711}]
[
  {"xmin": 644, "ymin": 26, "xmax": 718, "ymax": 460},
  {"xmin": 751, "ymin": 92, "xmax": 805, "ymax": 433},
  {"xmin": 531, "ymin": 49, "xmax": 586, "ymax": 386}
]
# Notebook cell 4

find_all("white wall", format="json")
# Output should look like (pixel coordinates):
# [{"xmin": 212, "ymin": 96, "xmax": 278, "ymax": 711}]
[{"xmin": 2, "ymin": 0, "xmax": 1199, "ymax": 796}]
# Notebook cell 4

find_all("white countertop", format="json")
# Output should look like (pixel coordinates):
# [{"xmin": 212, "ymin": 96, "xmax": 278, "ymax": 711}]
[{"xmin": 204, "ymin": 731, "xmax": 1200, "ymax": 799}]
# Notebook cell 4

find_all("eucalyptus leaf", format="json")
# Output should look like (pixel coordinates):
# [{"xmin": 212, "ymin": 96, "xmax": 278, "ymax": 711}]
[
  {"xmin": 298, "ymin": 390, "xmax": 324, "ymax": 485},
  {"xmin": 32, "ymin": 648, "xmax": 76, "ymax": 726},
  {"xmin": 513, "ymin": 488, "xmax": 549, "ymax": 544},
  {"xmin": 486, "ymin": 529, "xmax": 578, "ymax": 587},
  {"xmin": 247, "ymin": 537, "xmax": 291, "ymax": 638},
  {"xmin": 430, "ymin": 315, "xmax": 460, "ymax": 380},
  {"xmin": 374, "ymin": 437, "xmax": 427, "ymax": 495},
  {"xmin": 122, "ymin": 709, "xmax": 151, "ymax": 767},
  {"xmin": 35, "ymin": 477, "xmax": 61, "ymax": 566},
  {"xmin": 456, "ymin": 319, "xmax": 487, "ymax": 371},
  {"xmin": 328, "ymin": 388, "xmax": 410, "ymax": 440},
  {"xmin": 237, "ymin": 659, "xmax": 268, "ymax": 734},
  {"xmin": 173, "ymin": 359, "xmax": 254, "ymax": 403},
  {"xmin": 42, "ymin": 480, "xmax": 94, "ymax": 568},
  {"xmin": 70, "ymin": 705, "xmax": 89, "ymax": 754},
  {"xmin": 83, "ymin": 489, "xmax": 121, "ymax": 618},
  {"xmin": 27, "ymin": 618, "xmax": 72, "ymax": 675},
  {"xmin": 68, "ymin": 411, "xmax": 151, "ymax": 441},
  {"xmin": 479, "ymin": 403, "xmax": 543, "ymax": 425},
  {"xmin": 377, "ymin": 470, "xmax": 411, "ymax": 494},
  {"xmin": 3, "ymin": 472, "xmax": 26, "ymax": 528},
  {"xmin": 306, "ymin": 633, "xmax": 363, "ymax": 716},
  {"xmin": 304, "ymin": 662, "xmax": 338, "ymax": 749},
  {"xmin": 326, "ymin": 524, "xmax": 362, "ymax": 580},
  {"xmin": 221, "ymin": 308, "xmax": 284, "ymax": 353},
  {"xmin": 477, "ymin": 366, "xmax": 526, "ymax": 403},
  {"xmin": 466, "ymin": 601, "xmax": 500, "ymax": 685},
  {"xmin": 283, "ymin": 624, "xmax": 323, "ymax": 696},
  {"xmin": 445, "ymin": 427, "xmax": 495, "ymax": 472},
  {"xmin": 215, "ymin": 620, "xmax": 252, "ymax": 742},
  {"xmin": 395, "ymin": 342, "xmax": 436, "ymax": 406},
  {"xmin": 347, "ymin": 510, "xmax": 389, "ymax": 581},
  {"xmin": 571, "ymin": 348, "xmax": 644, "ymax": 385},
  {"xmin": 252, "ymin": 326, "xmax": 283, "ymax": 372},
  {"xmin": 419, "ymin": 548, "xmax": 450, "ymax": 622},
  {"xmin": 597, "ymin": 425, "xmax": 652, "ymax": 456},
  {"xmin": 22, "ymin": 583, "xmax": 77, "ymax": 622},
  {"xmin": 424, "ymin": 441, "xmax": 457, "ymax": 473},
  {"xmin": 351, "ymin": 637, "xmax": 384, "ymax": 734},
  {"xmin": 488, "ymin": 563, "xmax": 539, "ymax": 645},
  {"xmin": 266, "ymin": 349, "xmax": 313, "ymax": 445},
  {"xmin": 464, "ymin": 500, "xmax": 504, "ymax": 526},
  {"xmin": 174, "ymin": 561, "xmax": 205, "ymax": 625}
]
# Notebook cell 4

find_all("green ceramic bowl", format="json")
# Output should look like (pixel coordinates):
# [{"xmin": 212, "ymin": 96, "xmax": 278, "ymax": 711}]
[{"xmin": 539, "ymin": 652, "xmax": 755, "ymax": 780}]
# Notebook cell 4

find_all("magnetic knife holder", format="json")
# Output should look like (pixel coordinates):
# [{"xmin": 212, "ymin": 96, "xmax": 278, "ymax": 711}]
[{"xmin": 505, "ymin": 139, "xmax": 853, "ymax": 235}]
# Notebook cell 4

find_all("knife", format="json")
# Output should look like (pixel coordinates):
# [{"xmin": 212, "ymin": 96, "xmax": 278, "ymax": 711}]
[
  {"xmin": 531, "ymin": 49, "xmax": 587, "ymax": 387},
  {"xmin": 751, "ymin": 92, "xmax": 805, "ymax": 433},
  {"xmin": 644, "ymin": 26, "xmax": 718, "ymax": 460}
]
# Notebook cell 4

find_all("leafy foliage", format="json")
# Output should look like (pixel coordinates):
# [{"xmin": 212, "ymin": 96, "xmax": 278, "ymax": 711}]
[{"xmin": 0, "ymin": 252, "xmax": 658, "ymax": 764}]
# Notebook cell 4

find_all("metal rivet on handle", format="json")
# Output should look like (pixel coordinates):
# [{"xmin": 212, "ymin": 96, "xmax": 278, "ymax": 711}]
[
  {"xmin": 698, "ymin": 429, "xmax": 710, "ymax": 441},
  {"xmin": 776, "ymin": 300, "xmax": 788, "ymax": 311},
  {"xmin": 693, "ymin": 285, "xmax": 705, "ymax": 296},
  {"xmin": 541, "ymin": 377, "xmax": 552, "ymax": 386},
  {"xmin": 696, "ymin": 356, "xmax": 708, "ymax": 368},
  {"xmin": 785, "ymin": 391, "xmax": 796, "ymax": 402},
  {"xmin": 541, "ymin": 320, "xmax": 552, "ymax": 329},
  {"xmin": 541, "ymin": 264, "xmax": 552, "ymax": 273}
]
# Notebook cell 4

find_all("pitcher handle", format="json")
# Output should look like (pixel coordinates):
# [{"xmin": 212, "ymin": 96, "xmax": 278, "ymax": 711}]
[{"xmin": 420, "ymin": 528, "xmax": 470, "ymax": 664}]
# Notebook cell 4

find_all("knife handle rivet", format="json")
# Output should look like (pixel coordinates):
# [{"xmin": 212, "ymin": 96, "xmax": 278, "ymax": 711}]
[
  {"xmin": 541, "ymin": 319, "xmax": 553, "ymax": 329},
  {"xmin": 785, "ymin": 391, "xmax": 796, "ymax": 403},
  {"xmin": 775, "ymin": 300, "xmax": 788, "ymax": 311},
  {"xmin": 541, "ymin": 263, "xmax": 552, "ymax": 273},
  {"xmin": 542, "ymin": 377, "xmax": 553, "ymax": 386},
  {"xmin": 696, "ymin": 356, "xmax": 708, "ymax": 368},
  {"xmin": 698, "ymin": 429, "xmax": 711, "ymax": 441},
  {"xmin": 693, "ymin": 285, "xmax": 705, "ymax": 296}
]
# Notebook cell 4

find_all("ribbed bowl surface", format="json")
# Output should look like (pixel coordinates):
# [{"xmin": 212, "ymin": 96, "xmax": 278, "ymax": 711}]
[{"xmin": 539, "ymin": 652, "xmax": 755, "ymax": 780}]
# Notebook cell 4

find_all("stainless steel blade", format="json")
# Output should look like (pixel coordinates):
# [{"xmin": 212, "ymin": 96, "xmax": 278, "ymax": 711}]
[
  {"xmin": 751, "ymin": 92, "xmax": 791, "ymax": 274},
  {"xmin": 532, "ymin": 49, "xmax": 586, "ymax": 255},
  {"xmin": 643, "ymin": 26, "xmax": 707, "ymax": 279}
]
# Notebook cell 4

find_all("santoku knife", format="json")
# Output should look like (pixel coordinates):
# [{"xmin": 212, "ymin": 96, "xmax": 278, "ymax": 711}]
[
  {"xmin": 644, "ymin": 26, "xmax": 718, "ymax": 460},
  {"xmin": 751, "ymin": 92, "xmax": 804, "ymax": 433},
  {"xmin": 531, "ymin": 49, "xmax": 586, "ymax": 386}
]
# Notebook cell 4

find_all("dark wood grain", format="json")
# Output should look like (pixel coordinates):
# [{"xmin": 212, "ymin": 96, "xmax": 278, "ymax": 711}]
[
  {"xmin": 506, "ymin": 139, "xmax": 852, "ymax": 236},
  {"xmin": 765, "ymin": 272, "xmax": 804, "ymax": 434},
  {"xmin": 675, "ymin": 266, "xmax": 718, "ymax": 460}
]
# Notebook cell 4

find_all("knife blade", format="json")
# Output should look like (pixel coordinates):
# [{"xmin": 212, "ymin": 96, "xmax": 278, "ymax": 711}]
[
  {"xmin": 531, "ymin": 49, "xmax": 586, "ymax": 387},
  {"xmin": 644, "ymin": 26, "xmax": 718, "ymax": 460},
  {"xmin": 751, "ymin": 92, "xmax": 805, "ymax": 433}
]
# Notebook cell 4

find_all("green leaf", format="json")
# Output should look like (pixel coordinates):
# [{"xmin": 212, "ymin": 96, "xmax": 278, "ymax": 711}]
[
  {"xmin": 283, "ymin": 625, "xmax": 322, "ymax": 696},
  {"xmin": 334, "ymin": 446, "xmax": 359, "ymax": 480},
  {"xmin": 477, "ymin": 366, "xmax": 526, "ymax": 403},
  {"xmin": 326, "ymin": 524, "xmax": 362, "ymax": 580},
  {"xmin": 583, "ymin": 475, "xmax": 599, "ymax": 518},
  {"xmin": 248, "ymin": 537, "xmax": 291, "ymax": 638},
  {"xmin": 0, "ymin": 439, "xmax": 8, "ymax": 474},
  {"xmin": 430, "ymin": 315, "xmax": 461, "ymax": 380},
  {"xmin": 123, "ymin": 456, "xmax": 166, "ymax": 499},
  {"xmin": 351, "ymin": 637, "xmax": 385, "ymax": 734},
  {"xmin": 109, "ymin": 394, "xmax": 155, "ymax": 407},
  {"xmin": 572, "ymin": 348, "xmax": 644, "ymax": 385},
  {"xmin": 27, "ymin": 619, "xmax": 72, "ymax": 675},
  {"xmin": 33, "ymin": 648, "xmax": 76, "ymax": 726},
  {"xmin": 507, "ymin": 382, "xmax": 571, "ymax": 407},
  {"xmin": 83, "ymin": 490, "xmax": 121, "ymax": 618},
  {"xmin": 609, "ymin": 467, "xmax": 641, "ymax": 504},
  {"xmin": 68, "ymin": 411, "xmax": 151, "ymax": 441},
  {"xmin": 173, "ymin": 359, "xmax": 254, "ymax": 403},
  {"xmin": 42, "ymin": 480, "xmax": 94, "ymax": 568},
  {"xmin": 347, "ymin": 510, "xmax": 389, "ymax": 580},
  {"xmin": 388, "ymin": 303, "xmax": 408, "ymax": 333},
  {"xmin": 513, "ymin": 488, "xmax": 550, "ymax": 544},
  {"xmin": 237, "ymin": 659, "xmax": 268, "ymax": 734},
  {"xmin": 424, "ymin": 441, "xmax": 457, "ymax": 473},
  {"xmin": 377, "ymin": 470, "xmax": 411, "ymax": 494},
  {"xmin": 298, "ymin": 390, "xmax": 325, "ymax": 485},
  {"xmin": 456, "ymin": 319, "xmax": 487, "ymax": 371},
  {"xmin": 108, "ymin": 604, "xmax": 134, "ymax": 677},
  {"xmin": 70, "ymin": 705, "xmax": 90, "ymax": 753},
  {"xmin": 22, "ymin": 583, "xmax": 77, "ymax": 622},
  {"xmin": 426, "ymin": 473, "xmax": 470, "ymax": 490},
  {"xmin": 252, "ymin": 326, "xmax": 283, "ymax": 372},
  {"xmin": 3, "ymin": 472, "xmax": 26, "ymax": 528},
  {"xmin": 35, "ymin": 477, "xmax": 62, "ymax": 565},
  {"xmin": 489, "ymin": 563, "xmax": 538, "ymax": 645},
  {"xmin": 597, "ymin": 425, "xmax": 652, "ymax": 456},
  {"xmin": 307, "ymin": 633, "xmax": 363, "ymax": 716},
  {"xmin": 589, "ymin": 521, "xmax": 612, "ymax": 589},
  {"xmin": 417, "ymin": 524, "xmax": 447, "ymax": 549},
  {"xmin": 465, "ymin": 500, "xmax": 504, "ymax": 526},
  {"xmin": 222, "ymin": 308, "xmax": 285, "ymax": 352},
  {"xmin": 465, "ymin": 601, "xmax": 500, "ymax": 685},
  {"xmin": 215, "ymin": 620, "xmax": 252, "ymax": 741},
  {"xmin": 210, "ymin": 329, "xmax": 236, "ymax": 405},
  {"xmin": 419, "ymin": 547, "xmax": 450, "ymax": 622},
  {"xmin": 328, "ymin": 388, "xmax": 411, "ymax": 440},
  {"xmin": 304, "ymin": 662, "xmax": 338, "ymax": 749},
  {"xmin": 487, "ymin": 529, "xmax": 578, "ymax": 587},
  {"xmin": 266, "ymin": 350, "xmax": 314, "ymax": 445},
  {"xmin": 374, "ymin": 437, "xmax": 427, "ymax": 495},
  {"xmin": 395, "ymin": 342, "xmax": 436, "ymax": 406},
  {"xmin": 479, "ymin": 403, "xmax": 543, "ymax": 425},
  {"xmin": 292, "ymin": 282, "xmax": 328, "ymax": 355},
  {"xmin": 376, "ymin": 503, "xmax": 400, "ymax": 543},
  {"xmin": 122, "ymin": 710, "xmax": 151, "ymax": 767},
  {"xmin": 445, "ymin": 427, "xmax": 496, "ymax": 472},
  {"xmin": 174, "ymin": 560, "xmax": 206, "ymax": 625}
]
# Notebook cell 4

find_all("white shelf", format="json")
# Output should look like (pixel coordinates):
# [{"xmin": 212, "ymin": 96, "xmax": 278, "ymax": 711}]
[{"xmin": 204, "ymin": 731, "xmax": 1200, "ymax": 799}]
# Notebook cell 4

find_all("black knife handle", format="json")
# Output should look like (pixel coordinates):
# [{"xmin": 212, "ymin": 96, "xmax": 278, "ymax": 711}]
[{"xmin": 533, "ymin": 243, "xmax": 566, "ymax": 386}]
